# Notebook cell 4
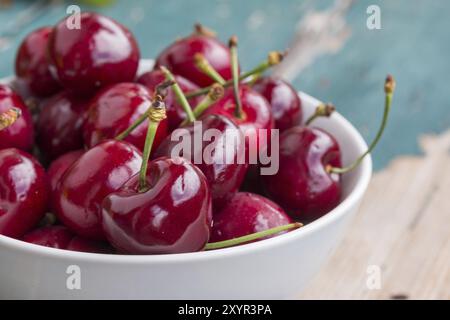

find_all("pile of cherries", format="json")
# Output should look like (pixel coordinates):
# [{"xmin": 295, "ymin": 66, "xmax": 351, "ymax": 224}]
[{"xmin": 0, "ymin": 12, "xmax": 394, "ymax": 255}]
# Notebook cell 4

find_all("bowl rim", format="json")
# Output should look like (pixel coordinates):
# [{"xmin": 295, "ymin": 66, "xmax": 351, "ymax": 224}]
[{"xmin": 0, "ymin": 90, "xmax": 372, "ymax": 264}]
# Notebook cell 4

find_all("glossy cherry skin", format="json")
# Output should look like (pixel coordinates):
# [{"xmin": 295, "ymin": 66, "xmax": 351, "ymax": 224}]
[
  {"xmin": 203, "ymin": 85, "xmax": 274, "ymax": 158},
  {"xmin": 102, "ymin": 157, "xmax": 212, "ymax": 254},
  {"xmin": 0, "ymin": 149, "xmax": 49, "ymax": 238},
  {"xmin": 47, "ymin": 149, "xmax": 84, "ymax": 194},
  {"xmin": 48, "ymin": 12, "xmax": 140, "ymax": 94},
  {"xmin": 23, "ymin": 225, "xmax": 114, "ymax": 253},
  {"xmin": 137, "ymin": 69, "xmax": 201, "ymax": 131},
  {"xmin": 15, "ymin": 27, "xmax": 61, "ymax": 97},
  {"xmin": 253, "ymin": 77, "xmax": 302, "ymax": 131},
  {"xmin": 52, "ymin": 140, "xmax": 142, "ymax": 240},
  {"xmin": 155, "ymin": 114, "xmax": 248, "ymax": 211},
  {"xmin": 23, "ymin": 225, "xmax": 74, "ymax": 249},
  {"xmin": 261, "ymin": 126, "xmax": 342, "ymax": 221},
  {"xmin": 83, "ymin": 83, "xmax": 168, "ymax": 153},
  {"xmin": 0, "ymin": 84, "xmax": 34, "ymax": 151},
  {"xmin": 37, "ymin": 91, "xmax": 89, "ymax": 160},
  {"xmin": 210, "ymin": 192, "xmax": 292, "ymax": 243},
  {"xmin": 155, "ymin": 34, "xmax": 232, "ymax": 87}
]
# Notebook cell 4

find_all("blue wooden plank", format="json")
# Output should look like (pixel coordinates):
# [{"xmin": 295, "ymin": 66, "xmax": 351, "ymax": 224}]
[
  {"xmin": 297, "ymin": 0, "xmax": 450, "ymax": 169},
  {"xmin": 0, "ymin": 0, "xmax": 304, "ymax": 75}
]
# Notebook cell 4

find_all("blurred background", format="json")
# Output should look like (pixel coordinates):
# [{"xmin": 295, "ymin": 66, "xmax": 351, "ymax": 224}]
[
  {"xmin": 1, "ymin": 0, "xmax": 449, "ymax": 299},
  {"xmin": 0, "ymin": 0, "xmax": 449, "ymax": 170}
]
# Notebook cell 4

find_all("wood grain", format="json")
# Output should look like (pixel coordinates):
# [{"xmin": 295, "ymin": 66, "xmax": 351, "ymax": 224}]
[
  {"xmin": 273, "ymin": 0, "xmax": 354, "ymax": 81},
  {"xmin": 299, "ymin": 130, "xmax": 450, "ymax": 299}
]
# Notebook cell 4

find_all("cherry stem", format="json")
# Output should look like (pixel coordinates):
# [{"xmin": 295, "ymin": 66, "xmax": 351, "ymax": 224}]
[
  {"xmin": 0, "ymin": 107, "xmax": 21, "ymax": 131},
  {"xmin": 115, "ymin": 81, "xmax": 173, "ymax": 141},
  {"xmin": 305, "ymin": 103, "xmax": 336, "ymax": 126},
  {"xmin": 204, "ymin": 222, "xmax": 303, "ymax": 250},
  {"xmin": 193, "ymin": 83, "xmax": 224, "ymax": 117},
  {"xmin": 160, "ymin": 66, "xmax": 196, "ymax": 124},
  {"xmin": 115, "ymin": 101, "xmax": 152, "ymax": 141},
  {"xmin": 181, "ymin": 84, "xmax": 224, "ymax": 126},
  {"xmin": 193, "ymin": 23, "xmax": 216, "ymax": 37},
  {"xmin": 139, "ymin": 98, "xmax": 167, "ymax": 192},
  {"xmin": 185, "ymin": 51, "xmax": 285, "ymax": 99},
  {"xmin": 244, "ymin": 51, "xmax": 286, "ymax": 82},
  {"xmin": 194, "ymin": 53, "xmax": 226, "ymax": 85},
  {"xmin": 229, "ymin": 35, "xmax": 243, "ymax": 119},
  {"xmin": 328, "ymin": 75, "xmax": 396, "ymax": 174},
  {"xmin": 246, "ymin": 72, "xmax": 262, "ymax": 86},
  {"xmin": 155, "ymin": 79, "xmax": 176, "ymax": 98}
]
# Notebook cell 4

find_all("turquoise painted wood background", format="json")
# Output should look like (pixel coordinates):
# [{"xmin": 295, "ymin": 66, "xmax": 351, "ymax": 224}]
[{"xmin": 0, "ymin": 0, "xmax": 448, "ymax": 170}]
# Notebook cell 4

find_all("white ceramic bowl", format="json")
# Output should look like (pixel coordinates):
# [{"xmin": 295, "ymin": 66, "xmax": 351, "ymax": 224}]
[{"xmin": 0, "ymin": 62, "xmax": 371, "ymax": 299}]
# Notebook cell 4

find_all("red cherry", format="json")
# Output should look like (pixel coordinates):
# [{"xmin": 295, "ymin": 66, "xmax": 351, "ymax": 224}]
[
  {"xmin": 52, "ymin": 140, "xmax": 142, "ymax": 240},
  {"xmin": 240, "ymin": 78, "xmax": 303, "ymax": 195},
  {"xmin": 15, "ymin": 27, "xmax": 61, "ymax": 97},
  {"xmin": 252, "ymin": 76, "xmax": 302, "ymax": 131},
  {"xmin": 102, "ymin": 157, "xmax": 212, "ymax": 254},
  {"xmin": 210, "ymin": 192, "xmax": 292, "ymax": 243},
  {"xmin": 155, "ymin": 114, "xmax": 248, "ymax": 211},
  {"xmin": 37, "ymin": 91, "xmax": 89, "ymax": 159},
  {"xmin": 261, "ymin": 126, "xmax": 342, "ymax": 221},
  {"xmin": 83, "ymin": 83, "xmax": 168, "ymax": 153},
  {"xmin": 260, "ymin": 75, "xmax": 396, "ymax": 221},
  {"xmin": 0, "ymin": 84, "xmax": 34, "ymax": 151},
  {"xmin": 137, "ymin": 70, "xmax": 201, "ymax": 131},
  {"xmin": 203, "ymin": 85, "xmax": 274, "ymax": 156},
  {"xmin": 0, "ymin": 148, "xmax": 49, "ymax": 238},
  {"xmin": 155, "ymin": 27, "xmax": 232, "ymax": 87},
  {"xmin": 23, "ymin": 225, "xmax": 74, "ymax": 249},
  {"xmin": 48, "ymin": 12, "xmax": 140, "ymax": 94},
  {"xmin": 47, "ymin": 149, "xmax": 84, "ymax": 194}
]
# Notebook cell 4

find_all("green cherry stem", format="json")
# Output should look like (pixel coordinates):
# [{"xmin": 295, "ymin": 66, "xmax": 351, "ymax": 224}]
[
  {"xmin": 229, "ymin": 35, "xmax": 243, "ymax": 119},
  {"xmin": 204, "ymin": 222, "xmax": 303, "ymax": 250},
  {"xmin": 194, "ymin": 53, "xmax": 226, "ymax": 85},
  {"xmin": 193, "ymin": 83, "xmax": 224, "ymax": 117},
  {"xmin": 139, "ymin": 121, "xmax": 158, "ymax": 191},
  {"xmin": 185, "ymin": 51, "xmax": 285, "ymax": 99},
  {"xmin": 327, "ymin": 75, "xmax": 396, "ymax": 174},
  {"xmin": 139, "ymin": 98, "xmax": 167, "ymax": 192},
  {"xmin": 305, "ymin": 103, "xmax": 336, "ymax": 126},
  {"xmin": 243, "ymin": 51, "xmax": 286, "ymax": 82},
  {"xmin": 180, "ymin": 84, "xmax": 224, "ymax": 127},
  {"xmin": 155, "ymin": 79, "xmax": 176, "ymax": 98},
  {"xmin": 0, "ymin": 107, "xmax": 21, "ymax": 131},
  {"xmin": 115, "ymin": 81, "xmax": 174, "ymax": 141},
  {"xmin": 160, "ymin": 66, "xmax": 196, "ymax": 123},
  {"xmin": 115, "ymin": 101, "xmax": 151, "ymax": 141}
]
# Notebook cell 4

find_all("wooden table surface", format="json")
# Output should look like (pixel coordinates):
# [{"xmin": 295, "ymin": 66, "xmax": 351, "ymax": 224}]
[{"xmin": 0, "ymin": 0, "xmax": 448, "ymax": 299}]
